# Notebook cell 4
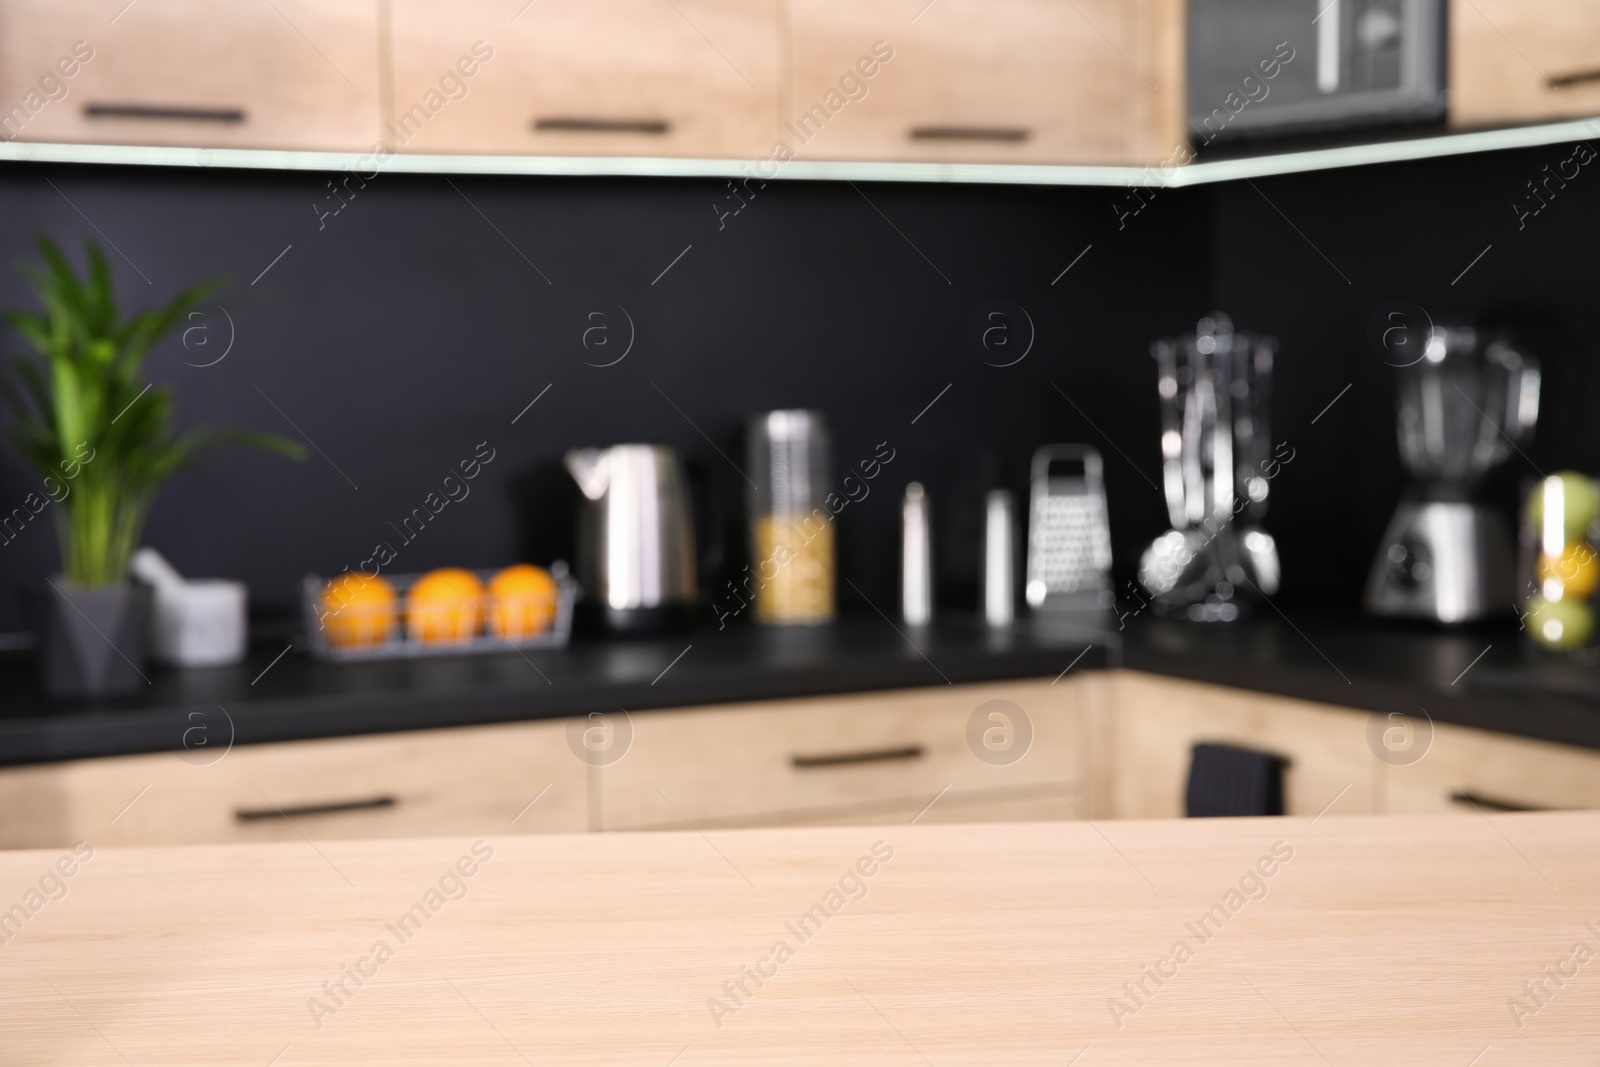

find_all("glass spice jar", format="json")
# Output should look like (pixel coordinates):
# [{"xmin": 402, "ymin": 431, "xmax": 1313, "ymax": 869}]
[{"xmin": 746, "ymin": 410, "xmax": 835, "ymax": 625}]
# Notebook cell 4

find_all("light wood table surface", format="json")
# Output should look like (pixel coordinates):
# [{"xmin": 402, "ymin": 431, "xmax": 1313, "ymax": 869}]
[{"xmin": 1, "ymin": 813, "xmax": 1597, "ymax": 1064}]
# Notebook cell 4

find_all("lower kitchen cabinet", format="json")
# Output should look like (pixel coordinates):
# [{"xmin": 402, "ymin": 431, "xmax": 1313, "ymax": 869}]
[
  {"xmin": 594, "ymin": 679, "xmax": 1084, "ymax": 830},
  {"xmin": 1102, "ymin": 670, "xmax": 1600, "ymax": 819},
  {"xmin": 0, "ymin": 678, "xmax": 1084, "ymax": 849},
  {"xmin": 1383, "ymin": 718, "xmax": 1600, "ymax": 814},
  {"xmin": 1102, "ymin": 671, "xmax": 1381, "ymax": 819},
  {"xmin": 0, "ymin": 719, "xmax": 586, "ymax": 850},
  {"xmin": 6, "ymin": 669, "xmax": 1597, "ymax": 850},
  {"xmin": 763, "ymin": 783, "xmax": 1082, "ymax": 827}
]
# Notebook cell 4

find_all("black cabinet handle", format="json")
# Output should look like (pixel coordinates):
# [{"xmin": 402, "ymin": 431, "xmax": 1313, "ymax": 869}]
[
  {"xmin": 1449, "ymin": 789, "xmax": 1554, "ymax": 813},
  {"xmin": 85, "ymin": 103, "xmax": 247, "ymax": 123},
  {"xmin": 909, "ymin": 125, "xmax": 1030, "ymax": 143},
  {"xmin": 791, "ymin": 745, "xmax": 924, "ymax": 769},
  {"xmin": 534, "ymin": 117, "xmax": 669, "ymax": 134},
  {"xmin": 235, "ymin": 795, "xmax": 396, "ymax": 822},
  {"xmin": 1549, "ymin": 68, "xmax": 1600, "ymax": 89}
]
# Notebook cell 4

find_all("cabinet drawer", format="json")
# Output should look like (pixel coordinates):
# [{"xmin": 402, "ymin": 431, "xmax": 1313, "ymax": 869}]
[
  {"xmin": 1384, "ymin": 720, "xmax": 1600, "ymax": 815},
  {"xmin": 759, "ymin": 782, "xmax": 1084, "ymax": 828},
  {"xmin": 0, "ymin": 0, "xmax": 380, "ymax": 150},
  {"xmin": 0, "ymin": 719, "xmax": 587, "ymax": 850},
  {"xmin": 788, "ymin": 0, "xmax": 1182, "ymax": 165},
  {"xmin": 597, "ymin": 679, "xmax": 1081, "ymax": 830},
  {"xmin": 1108, "ymin": 671, "xmax": 1379, "ymax": 819},
  {"xmin": 387, "ymin": 0, "xmax": 780, "ymax": 158},
  {"xmin": 1450, "ymin": 0, "xmax": 1600, "ymax": 128}
]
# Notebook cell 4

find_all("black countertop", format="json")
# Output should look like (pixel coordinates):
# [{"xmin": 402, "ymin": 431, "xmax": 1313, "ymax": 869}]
[
  {"xmin": 4, "ymin": 608, "xmax": 1600, "ymax": 766},
  {"xmin": 0, "ymin": 614, "xmax": 1106, "ymax": 766},
  {"xmin": 1119, "ymin": 614, "xmax": 1600, "ymax": 752}
]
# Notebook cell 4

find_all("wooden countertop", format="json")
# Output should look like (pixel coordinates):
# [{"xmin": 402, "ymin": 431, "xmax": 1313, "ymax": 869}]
[{"xmin": 2, "ymin": 813, "xmax": 1597, "ymax": 1064}]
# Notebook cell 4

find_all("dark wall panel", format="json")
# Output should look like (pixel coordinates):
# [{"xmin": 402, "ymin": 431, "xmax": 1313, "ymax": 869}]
[
  {"xmin": 1208, "ymin": 140, "xmax": 1600, "ymax": 607},
  {"xmin": 0, "ymin": 164, "xmax": 1210, "ymax": 629}
]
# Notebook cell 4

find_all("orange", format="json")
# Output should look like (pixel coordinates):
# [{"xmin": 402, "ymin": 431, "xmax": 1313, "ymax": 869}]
[
  {"xmin": 1538, "ymin": 544, "xmax": 1600, "ymax": 599},
  {"xmin": 320, "ymin": 573, "xmax": 397, "ymax": 649},
  {"xmin": 488, "ymin": 564, "xmax": 559, "ymax": 640},
  {"xmin": 407, "ymin": 568, "xmax": 484, "ymax": 644}
]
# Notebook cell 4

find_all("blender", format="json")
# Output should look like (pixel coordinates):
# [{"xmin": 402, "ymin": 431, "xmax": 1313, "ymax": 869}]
[
  {"xmin": 1365, "ymin": 327, "xmax": 1541, "ymax": 622},
  {"xmin": 1138, "ymin": 314, "xmax": 1279, "ymax": 620}
]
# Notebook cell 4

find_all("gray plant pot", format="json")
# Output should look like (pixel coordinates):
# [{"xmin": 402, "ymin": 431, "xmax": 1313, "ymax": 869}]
[{"xmin": 37, "ymin": 579, "xmax": 151, "ymax": 698}]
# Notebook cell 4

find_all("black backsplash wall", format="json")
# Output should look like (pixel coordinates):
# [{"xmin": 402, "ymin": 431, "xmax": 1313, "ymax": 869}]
[
  {"xmin": 2, "ymin": 140, "xmax": 1596, "ymax": 632},
  {"xmin": 1207, "ymin": 141, "xmax": 1600, "ymax": 605},
  {"xmin": 0, "ymin": 164, "xmax": 1207, "ymax": 631}
]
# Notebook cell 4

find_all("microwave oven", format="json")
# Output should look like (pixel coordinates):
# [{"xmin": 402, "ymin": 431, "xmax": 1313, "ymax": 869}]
[{"xmin": 1187, "ymin": 0, "xmax": 1446, "ymax": 144}]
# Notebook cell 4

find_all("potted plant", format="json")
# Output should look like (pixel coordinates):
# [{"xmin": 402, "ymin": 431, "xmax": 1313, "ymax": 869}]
[{"xmin": 2, "ymin": 237, "xmax": 302, "ymax": 697}]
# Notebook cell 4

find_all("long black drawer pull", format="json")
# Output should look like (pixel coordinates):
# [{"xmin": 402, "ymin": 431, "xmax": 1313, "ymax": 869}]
[
  {"xmin": 235, "ymin": 795, "xmax": 397, "ymax": 821},
  {"xmin": 534, "ymin": 117, "xmax": 669, "ymax": 134},
  {"xmin": 1449, "ymin": 789, "xmax": 1552, "ymax": 813},
  {"xmin": 791, "ymin": 745, "xmax": 925, "ymax": 769},
  {"xmin": 1549, "ymin": 68, "xmax": 1600, "ymax": 90},
  {"xmin": 85, "ymin": 103, "xmax": 247, "ymax": 123},
  {"xmin": 909, "ymin": 125, "xmax": 1030, "ymax": 142}
]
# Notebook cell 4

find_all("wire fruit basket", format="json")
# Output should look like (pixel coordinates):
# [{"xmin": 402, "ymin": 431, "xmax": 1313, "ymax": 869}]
[{"xmin": 301, "ymin": 561, "xmax": 579, "ymax": 662}]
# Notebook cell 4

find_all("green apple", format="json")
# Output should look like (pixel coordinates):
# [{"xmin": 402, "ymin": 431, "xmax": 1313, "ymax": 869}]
[
  {"xmin": 1526, "ymin": 595, "xmax": 1595, "ymax": 650},
  {"xmin": 1525, "ymin": 471, "xmax": 1600, "ymax": 542}
]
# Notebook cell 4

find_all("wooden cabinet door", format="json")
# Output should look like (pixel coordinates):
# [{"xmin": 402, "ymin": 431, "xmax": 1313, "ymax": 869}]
[
  {"xmin": 1450, "ymin": 0, "xmax": 1600, "ymax": 128},
  {"xmin": 764, "ymin": 782, "xmax": 1084, "ymax": 826},
  {"xmin": 386, "ymin": 0, "xmax": 780, "ymax": 158},
  {"xmin": 787, "ymin": 0, "xmax": 1183, "ymax": 165},
  {"xmin": 596, "ymin": 679, "xmax": 1083, "ymax": 830},
  {"xmin": 0, "ymin": 0, "xmax": 380, "ymax": 150},
  {"xmin": 1383, "ymin": 719, "xmax": 1600, "ymax": 815},
  {"xmin": 1107, "ymin": 671, "xmax": 1380, "ymax": 819},
  {"xmin": 0, "ymin": 719, "xmax": 588, "ymax": 850}
]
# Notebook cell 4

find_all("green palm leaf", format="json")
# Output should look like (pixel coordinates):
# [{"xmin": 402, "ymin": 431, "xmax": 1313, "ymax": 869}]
[{"xmin": 2, "ymin": 235, "xmax": 305, "ymax": 586}]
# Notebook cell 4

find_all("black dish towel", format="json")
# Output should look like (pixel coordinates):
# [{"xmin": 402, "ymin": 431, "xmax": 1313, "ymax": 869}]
[{"xmin": 1185, "ymin": 742, "xmax": 1288, "ymax": 817}]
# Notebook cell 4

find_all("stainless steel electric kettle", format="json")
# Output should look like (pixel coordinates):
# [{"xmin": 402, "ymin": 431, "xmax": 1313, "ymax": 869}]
[{"xmin": 565, "ymin": 444, "xmax": 698, "ymax": 631}]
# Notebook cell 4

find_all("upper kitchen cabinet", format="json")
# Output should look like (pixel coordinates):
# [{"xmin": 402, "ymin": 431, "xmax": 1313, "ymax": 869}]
[
  {"xmin": 386, "ymin": 0, "xmax": 781, "ymax": 158},
  {"xmin": 787, "ymin": 0, "xmax": 1184, "ymax": 166},
  {"xmin": 1449, "ymin": 0, "xmax": 1600, "ymax": 128},
  {"xmin": 0, "ymin": 0, "xmax": 381, "ymax": 151}
]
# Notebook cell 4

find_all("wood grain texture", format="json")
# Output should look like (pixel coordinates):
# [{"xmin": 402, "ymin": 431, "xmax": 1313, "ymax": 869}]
[
  {"xmin": 386, "ymin": 0, "xmax": 781, "ymax": 158},
  {"xmin": 742, "ymin": 781, "xmax": 1083, "ymax": 827},
  {"xmin": 0, "ymin": 718, "xmax": 587, "ymax": 850},
  {"xmin": 596, "ymin": 678, "xmax": 1082, "ymax": 830},
  {"xmin": 1108, "ymin": 671, "xmax": 1381, "ymax": 819},
  {"xmin": 0, "ymin": 0, "xmax": 1183, "ymax": 163},
  {"xmin": 1449, "ymin": 0, "xmax": 1600, "ymax": 128},
  {"xmin": 787, "ymin": 0, "xmax": 1184, "ymax": 165},
  {"xmin": 0, "ymin": 679, "xmax": 1080, "ymax": 848},
  {"xmin": 0, "ymin": 0, "xmax": 381, "ymax": 150},
  {"xmin": 1384, "ymin": 716, "xmax": 1600, "ymax": 814},
  {"xmin": 1110, "ymin": 671, "xmax": 1600, "ymax": 819},
  {"xmin": 1078, "ymin": 670, "xmax": 1117, "ymax": 818},
  {"xmin": 0, "ymin": 813, "xmax": 1597, "ymax": 1063}
]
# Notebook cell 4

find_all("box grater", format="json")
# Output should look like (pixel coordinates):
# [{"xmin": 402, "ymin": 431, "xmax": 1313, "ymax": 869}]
[{"xmin": 1025, "ymin": 445, "xmax": 1112, "ymax": 611}]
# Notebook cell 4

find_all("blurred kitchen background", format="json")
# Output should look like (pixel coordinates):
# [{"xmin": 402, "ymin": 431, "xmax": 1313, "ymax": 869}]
[{"xmin": 5, "ymin": 1, "xmax": 1600, "ymax": 850}]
